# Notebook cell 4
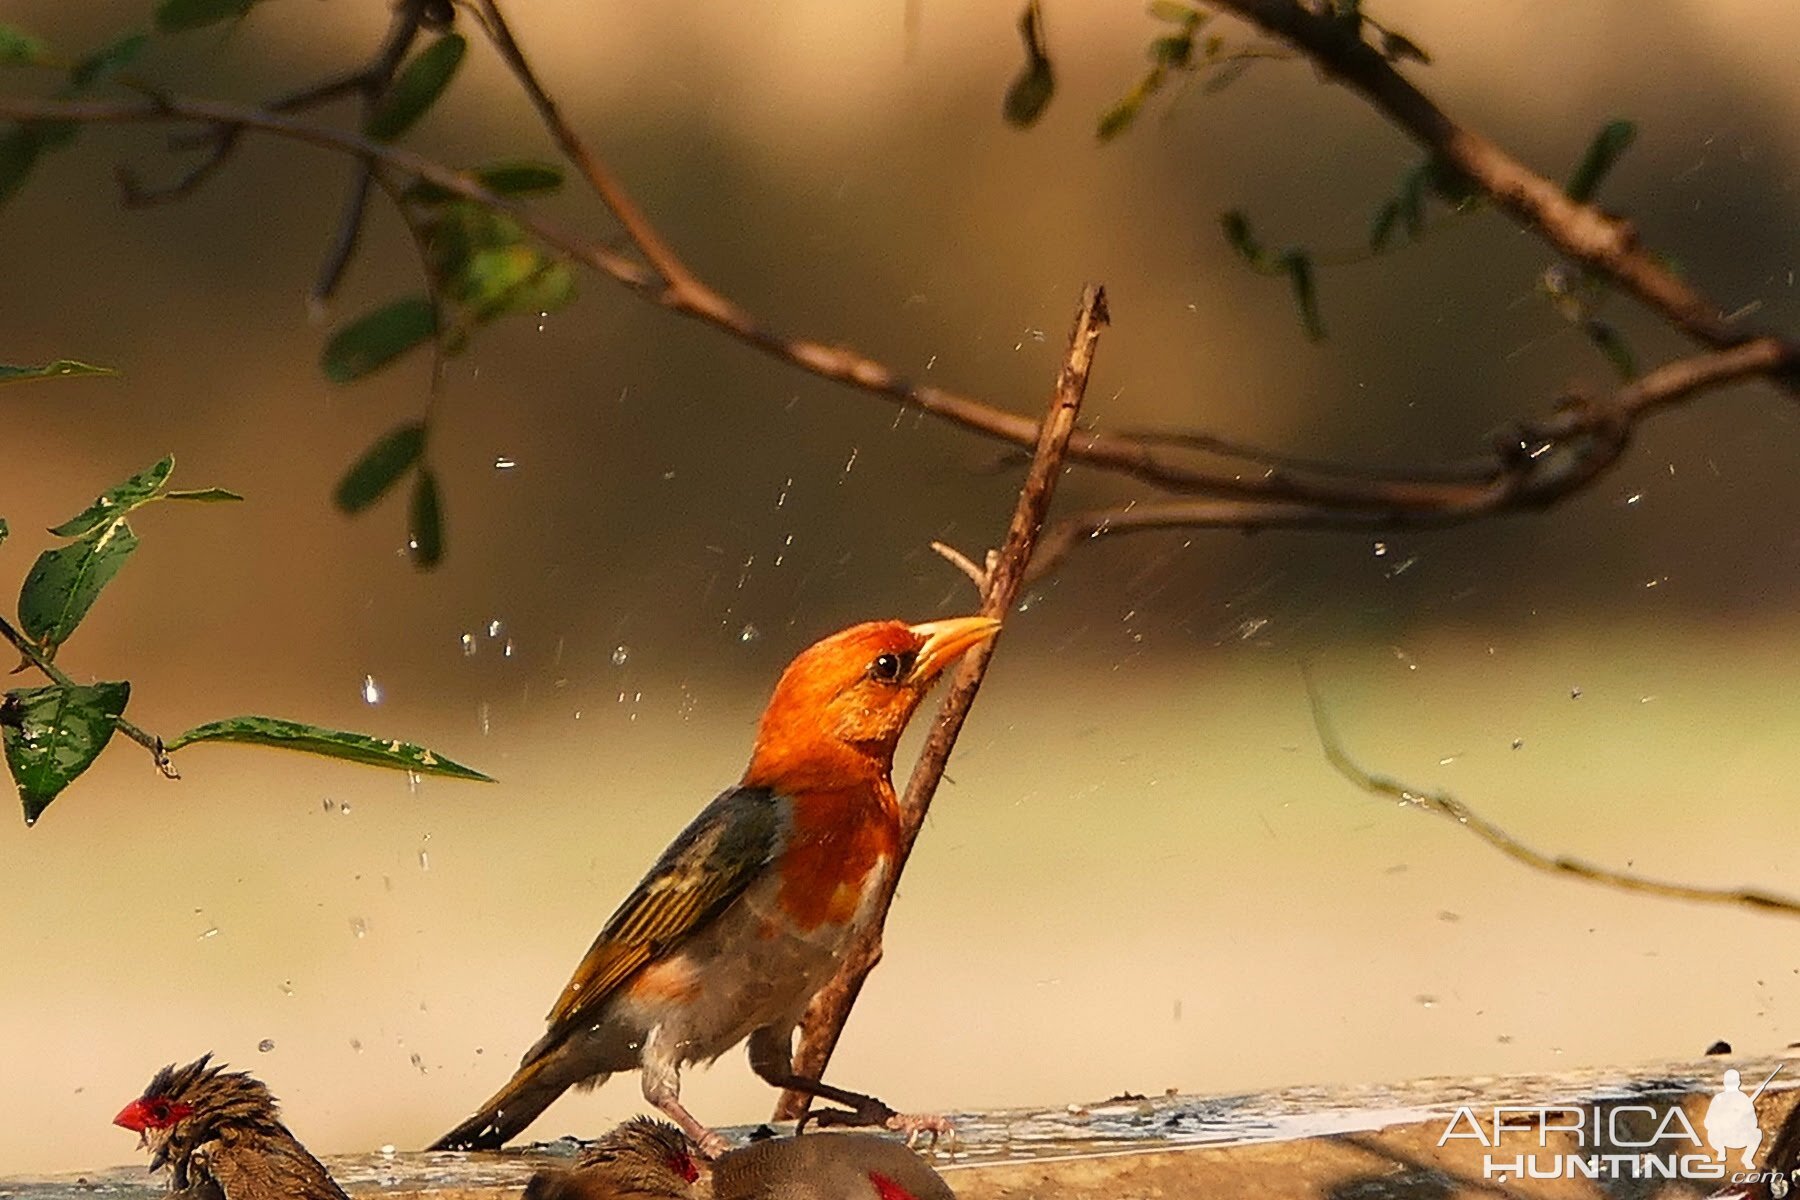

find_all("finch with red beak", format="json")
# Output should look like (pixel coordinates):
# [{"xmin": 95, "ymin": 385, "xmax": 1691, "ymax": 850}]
[
  {"xmin": 432, "ymin": 616, "xmax": 1001, "ymax": 1155},
  {"xmin": 114, "ymin": 1055, "xmax": 349, "ymax": 1200}
]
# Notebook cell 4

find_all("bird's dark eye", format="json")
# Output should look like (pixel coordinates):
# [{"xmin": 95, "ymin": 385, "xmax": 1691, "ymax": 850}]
[{"xmin": 869, "ymin": 650, "xmax": 913, "ymax": 682}]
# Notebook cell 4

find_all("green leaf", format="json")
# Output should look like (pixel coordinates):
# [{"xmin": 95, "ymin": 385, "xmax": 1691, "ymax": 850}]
[
  {"xmin": 1282, "ymin": 250, "xmax": 1325, "ymax": 340},
  {"xmin": 1149, "ymin": 34, "xmax": 1193, "ymax": 68},
  {"xmin": 1149, "ymin": 1, "xmax": 1201, "ymax": 22},
  {"xmin": 408, "ymin": 469, "xmax": 443, "ymax": 568},
  {"xmin": 18, "ymin": 522, "xmax": 139, "ymax": 652},
  {"xmin": 0, "ymin": 25, "xmax": 49, "ymax": 65},
  {"xmin": 154, "ymin": 0, "xmax": 259, "ymax": 34},
  {"xmin": 0, "ymin": 124, "xmax": 43, "ymax": 205},
  {"xmin": 452, "ymin": 247, "xmax": 576, "ymax": 319},
  {"xmin": 1368, "ymin": 199, "xmax": 1401, "ymax": 252},
  {"xmin": 1097, "ymin": 73, "xmax": 1159, "ymax": 142},
  {"xmin": 1, "ymin": 681, "xmax": 129, "ymax": 824},
  {"xmin": 1566, "ymin": 119, "xmax": 1636, "ymax": 204},
  {"xmin": 366, "ymin": 33, "xmax": 466, "ymax": 142},
  {"xmin": 1220, "ymin": 209, "xmax": 1264, "ymax": 265},
  {"xmin": 321, "ymin": 296, "xmax": 436, "ymax": 382},
  {"xmin": 1003, "ymin": 0, "xmax": 1055, "ymax": 128},
  {"xmin": 335, "ymin": 424, "xmax": 425, "ymax": 514},
  {"xmin": 407, "ymin": 160, "xmax": 566, "ymax": 204},
  {"xmin": 1380, "ymin": 29, "xmax": 1431, "ymax": 65},
  {"xmin": 166, "ymin": 715, "xmax": 493, "ymax": 782},
  {"xmin": 69, "ymin": 33, "xmax": 149, "ymax": 90},
  {"xmin": 47, "ymin": 455, "xmax": 174, "ymax": 538},
  {"xmin": 1582, "ymin": 318, "xmax": 1638, "ymax": 381},
  {"xmin": 163, "ymin": 487, "xmax": 244, "ymax": 503},
  {"xmin": 0, "ymin": 359, "xmax": 116, "ymax": 384}
]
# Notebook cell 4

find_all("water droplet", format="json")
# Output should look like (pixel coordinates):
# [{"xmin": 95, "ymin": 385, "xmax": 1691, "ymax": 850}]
[
  {"xmin": 1511, "ymin": 737, "xmax": 1524, "ymax": 750},
  {"xmin": 487, "ymin": 619, "xmax": 503, "ymax": 638},
  {"xmin": 410, "ymin": 1053, "xmax": 426, "ymax": 1074},
  {"xmin": 361, "ymin": 675, "xmax": 382, "ymax": 705},
  {"xmin": 460, "ymin": 633, "xmax": 477, "ymax": 657},
  {"xmin": 611, "ymin": 645, "xmax": 631, "ymax": 667},
  {"xmin": 503, "ymin": 638, "xmax": 515, "ymax": 658},
  {"xmin": 197, "ymin": 926, "xmax": 220, "ymax": 941},
  {"xmin": 380, "ymin": 1144, "xmax": 397, "ymax": 1157},
  {"xmin": 1234, "ymin": 616, "xmax": 1270, "ymax": 641},
  {"xmin": 494, "ymin": 455, "xmax": 517, "ymax": 470},
  {"xmin": 279, "ymin": 980, "xmax": 295, "ymax": 996},
  {"xmin": 406, "ymin": 770, "xmax": 421, "ymax": 795},
  {"xmin": 1625, "ymin": 492, "xmax": 1642, "ymax": 505},
  {"xmin": 477, "ymin": 701, "xmax": 491, "ymax": 736},
  {"xmin": 349, "ymin": 917, "xmax": 368, "ymax": 939},
  {"xmin": 738, "ymin": 624, "xmax": 760, "ymax": 644},
  {"xmin": 1570, "ymin": 687, "xmax": 1582, "ymax": 699},
  {"xmin": 339, "ymin": 800, "xmax": 351, "ymax": 814},
  {"xmin": 349, "ymin": 1038, "xmax": 363, "ymax": 1053},
  {"xmin": 1414, "ymin": 994, "xmax": 1439, "ymax": 1009},
  {"xmin": 418, "ymin": 849, "xmax": 430, "ymax": 872},
  {"xmin": 1373, "ymin": 541, "xmax": 1389, "ymax": 557},
  {"xmin": 257, "ymin": 1038, "xmax": 275, "ymax": 1053}
]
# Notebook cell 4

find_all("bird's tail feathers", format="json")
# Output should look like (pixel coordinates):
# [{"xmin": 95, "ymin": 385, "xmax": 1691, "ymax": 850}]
[{"xmin": 428, "ymin": 1055, "xmax": 606, "ymax": 1151}]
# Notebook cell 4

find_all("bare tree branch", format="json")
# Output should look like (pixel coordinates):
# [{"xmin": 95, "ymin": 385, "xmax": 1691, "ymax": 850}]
[
  {"xmin": 774, "ymin": 285, "xmax": 1112, "ymax": 1121},
  {"xmin": 1305, "ymin": 668, "xmax": 1800, "ymax": 920}
]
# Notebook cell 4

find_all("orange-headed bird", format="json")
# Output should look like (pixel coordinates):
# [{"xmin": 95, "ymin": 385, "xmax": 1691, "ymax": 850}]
[{"xmin": 432, "ymin": 616, "xmax": 1001, "ymax": 1155}]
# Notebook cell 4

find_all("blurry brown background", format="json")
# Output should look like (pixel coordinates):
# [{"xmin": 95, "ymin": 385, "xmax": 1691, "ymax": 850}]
[{"xmin": 3, "ymin": 0, "xmax": 1798, "ymax": 1178}]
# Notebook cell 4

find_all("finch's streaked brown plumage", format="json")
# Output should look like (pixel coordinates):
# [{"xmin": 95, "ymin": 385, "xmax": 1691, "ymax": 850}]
[
  {"xmin": 114, "ymin": 1055, "xmax": 348, "ymax": 1200},
  {"xmin": 522, "ymin": 1117, "xmax": 708, "ymax": 1200}
]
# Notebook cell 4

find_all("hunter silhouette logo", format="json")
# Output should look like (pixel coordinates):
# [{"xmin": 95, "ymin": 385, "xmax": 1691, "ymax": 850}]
[
  {"xmin": 1439, "ymin": 1063, "xmax": 1785, "ymax": 1183},
  {"xmin": 1705, "ymin": 1066, "xmax": 1781, "ymax": 1169}
]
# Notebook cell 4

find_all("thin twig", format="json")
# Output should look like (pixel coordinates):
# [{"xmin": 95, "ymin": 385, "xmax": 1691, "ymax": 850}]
[
  {"xmin": 0, "ymin": 615, "xmax": 178, "ymax": 779},
  {"xmin": 776, "ymin": 284, "xmax": 1112, "ymax": 1120},
  {"xmin": 1304, "ymin": 668, "xmax": 1800, "ymax": 920}
]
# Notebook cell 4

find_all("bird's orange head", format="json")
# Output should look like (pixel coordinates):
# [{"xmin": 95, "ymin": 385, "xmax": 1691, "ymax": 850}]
[{"xmin": 744, "ymin": 616, "xmax": 1000, "ymax": 793}]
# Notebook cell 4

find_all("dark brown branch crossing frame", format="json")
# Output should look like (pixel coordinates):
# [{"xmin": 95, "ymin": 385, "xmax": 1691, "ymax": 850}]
[{"xmin": 775, "ymin": 285, "xmax": 1111, "ymax": 1121}]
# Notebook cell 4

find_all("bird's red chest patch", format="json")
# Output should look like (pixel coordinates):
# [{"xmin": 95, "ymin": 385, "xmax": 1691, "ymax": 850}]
[
  {"xmin": 775, "ymin": 786, "xmax": 899, "ymax": 930},
  {"xmin": 869, "ymin": 1170, "xmax": 917, "ymax": 1200}
]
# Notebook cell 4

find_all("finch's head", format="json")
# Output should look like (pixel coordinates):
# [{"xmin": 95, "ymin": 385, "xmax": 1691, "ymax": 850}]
[
  {"xmin": 114, "ymin": 1055, "xmax": 279, "ymax": 1177},
  {"xmin": 745, "ymin": 616, "xmax": 1000, "ymax": 791}
]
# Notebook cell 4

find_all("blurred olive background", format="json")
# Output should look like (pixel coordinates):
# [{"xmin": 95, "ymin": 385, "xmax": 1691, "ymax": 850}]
[{"xmin": 4, "ymin": 0, "xmax": 1799, "ymax": 1177}]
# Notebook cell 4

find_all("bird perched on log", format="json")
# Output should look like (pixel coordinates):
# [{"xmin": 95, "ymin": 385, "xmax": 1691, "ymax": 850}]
[
  {"xmin": 522, "ymin": 1118, "xmax": 955, "ymax": 1200},
  {"xmin": 432, "ymin": 616, "xmax": 1001, "ymax": 1156},
  {"xmin": 114, "ymin": 1054, "xmax": 349, "ymax": 1200}
]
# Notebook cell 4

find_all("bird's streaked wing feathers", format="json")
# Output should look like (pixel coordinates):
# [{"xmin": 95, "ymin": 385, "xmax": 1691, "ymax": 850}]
[{"xmin": 542, "ymin": 786, "xmax": 783, "ymax": 1035}]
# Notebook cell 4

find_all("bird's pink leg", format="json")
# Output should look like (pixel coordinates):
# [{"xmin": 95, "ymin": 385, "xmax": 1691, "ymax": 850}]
[{"xmin": 641, "ymin": 1034, "xmax": 730, "ymax": 1159}]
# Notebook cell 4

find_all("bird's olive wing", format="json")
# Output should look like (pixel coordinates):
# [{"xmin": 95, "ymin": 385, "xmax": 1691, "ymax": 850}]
[{"xmin": 544, "ymin": 786, "xmax": 783, "ymax": 1031}]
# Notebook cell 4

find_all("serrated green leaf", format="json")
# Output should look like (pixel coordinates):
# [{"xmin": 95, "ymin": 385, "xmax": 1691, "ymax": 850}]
[
  {"xmin": 166, "ymin": 715, "xmax": 492, "ymax": 781},
  {"xmin": 154, "ymin": 0, "xmax": 258, "ymax": 34},
  {"xmin": 366, "ymin": 33, "xmax": 466, "ymax": 142},
  {"xmin": 1003, "ymin": 0, "xmax": 1055, "ymax": 128},
  {"xmin": 18, "ymin": 522, "xmax": 139, "ymax": 652},
  {"xmin": 321, "ymin": 296, "xmax": 436, "ymax": 382},
  {"xmin": 163, "ymin": 487, "xmax": 244, "ymax": 504},
  {"xmin": 1, "ymin": 680, "xmax": 130, "ymax": 824},
  {"xmin": 1282, "ymin": 250, "xmax": 1325, "ymax": 341},
  {"xmin": 0, "ymin": 359, "xmax": 116, "ymax": 384},
  {"xmin": 0, "ymin": 25, "xmax": 48, "ymax": 65},
  {"xmin": 1220, "ymin": 209, "xmax": 1263, "ymax": 265},
  {"xmin": 1566, "ymin": 119, "xmax": 1636, "ymax": 204},
  {"xmin": 69, "ymin": 33, "xmax": 149, "ymax": 90},
  {"xmin": 409, "ymin": 469, "xmax": 442, "ymax": 568},
  {"xmin": 47, "ymin": 455, "xmax": 174, "ymax": 538},
  {"xmin": 335, "ymin": 424, "xmax": 425, "ymax": 514}
]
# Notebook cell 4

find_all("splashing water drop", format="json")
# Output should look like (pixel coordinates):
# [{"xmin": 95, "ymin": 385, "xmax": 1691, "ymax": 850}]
[
  {"xmin": 258, "ymin": 1039, "xmax": 275, "ymax": 1053},
  {"xmin": 460, "ymin": 633, "xmax": 477, "ymax": 657},
  {"xmin": 349, "ymin": 917, "xmax": 368, "ymax": 939},
  {"xmin": 738, "ymin": 623, "xmax": 760, "ymax": 644},
  {"xmin": 487, "ymin": 619, "xmax": 503, "ymax": 638},
  {"xmin": 361, "ymin": 675, "xmax": 382, "ymax": 705},
  {"xmin": 1373, "ymin": 541, "xmax": 1389, "ymax": 557},
  {"xmin": 198, "ymin": 926, "xmax": 220, "ymax": 941},
  {"xmin": 611, "ymin": 645, "xmax": 631, "ymax": 667},
  {"xmin": 494, "ymin": 456, "xmax": 518, "ymax": 470}
]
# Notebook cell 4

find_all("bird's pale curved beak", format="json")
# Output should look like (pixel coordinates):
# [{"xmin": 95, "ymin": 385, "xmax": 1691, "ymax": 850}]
[{"xmin": 905, "ymin": 615, "xmax": 1002, "ymax": 683}]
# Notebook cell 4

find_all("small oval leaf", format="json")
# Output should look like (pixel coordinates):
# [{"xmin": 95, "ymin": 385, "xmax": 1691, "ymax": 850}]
[
  {"xmin": 0, "ymin": 25, "xmax": 49, "ymax": 66},
  {"xmin": 321, "ymin": 296, "xmax": 436, "ymax": 382},
  {"xmin": 335, "ymin": 424, "xmax": 425, "ymax": 514},
  {"xmin": 366, "ymin": 33, "xmax": 466, "ymax": 142},
  {"xmin": 18, "ymin": 523, "xmax": 140, "ymax": 652},
  {"xmin": 69, "ymin": 32, "xmax": 149, "ymax": 90},
  {"xmin": 1220, "ymin": 209, "xmax": 1263, "ymax": 265},
  {"xmin": 1282, "ymin": 250, "xmax": 1326, "ymax": 341},
  {"xmin": 409, "ymin": 468, "xmax": 443, "ymax": 568},
  {"xmin": 166, "ymin": 715, "xmax": 493, "ymax": 781},
  {"xmin": 1, "ymin": 681, "xmax": 130, "ymax": 824}
]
